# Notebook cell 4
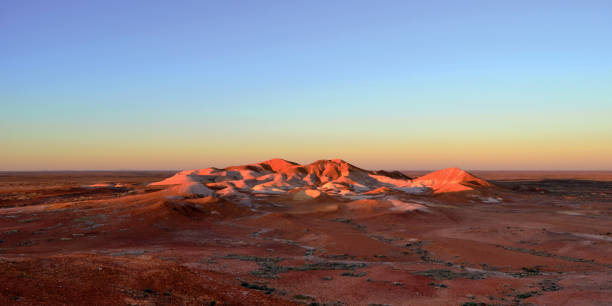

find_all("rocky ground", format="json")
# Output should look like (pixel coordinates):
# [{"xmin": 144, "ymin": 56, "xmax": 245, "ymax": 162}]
[{"xmin": 1, "ymin": 169, "xmax": 612, "ymax": 305}]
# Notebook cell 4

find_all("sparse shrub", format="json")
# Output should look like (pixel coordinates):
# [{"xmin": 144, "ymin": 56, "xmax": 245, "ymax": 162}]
[
  {"xmin": 340, "ymin": 272, "xmax": 367, "ymax": 277},
  {"xmin": 293, "ymin": 294, "xmax": 314, "ymax": 300},
  {"xmin": 539, "ymin": 279, "xmax": 562, "ymax": 291},
  {"xmin": 240, "ymin": 281, "xmax": 275, "ymax": 294}
]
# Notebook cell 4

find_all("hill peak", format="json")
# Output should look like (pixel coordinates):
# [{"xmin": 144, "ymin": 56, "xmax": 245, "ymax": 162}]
[{"xmin": 257, "ymin": 158, "xmax": 299, "ymax": 171}]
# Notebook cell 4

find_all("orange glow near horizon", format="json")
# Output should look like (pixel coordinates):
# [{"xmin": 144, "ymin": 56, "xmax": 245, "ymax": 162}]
[
  {"xmin": 3, "ymin": 109, "xmax": 612, "ymax": 171},
  {"xmin": 3, "ymin": 113, "xmax": 611, "ymax": 171}
]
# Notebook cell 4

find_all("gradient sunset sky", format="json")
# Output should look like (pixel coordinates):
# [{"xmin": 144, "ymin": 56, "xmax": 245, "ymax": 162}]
[{"xmin": 2, "ymin": 1, "xmax": 611, "ymax": 171}]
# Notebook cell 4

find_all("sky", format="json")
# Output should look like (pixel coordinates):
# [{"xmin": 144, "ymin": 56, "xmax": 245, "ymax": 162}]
[{"xmin": 1, "ymin": 0, "xmax": 612, "ymax": 171}]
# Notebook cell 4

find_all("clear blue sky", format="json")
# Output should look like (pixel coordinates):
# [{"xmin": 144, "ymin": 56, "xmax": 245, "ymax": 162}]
[{"xmin": 1, "ymin": 1, "xmax": 612, "ymax": 170}]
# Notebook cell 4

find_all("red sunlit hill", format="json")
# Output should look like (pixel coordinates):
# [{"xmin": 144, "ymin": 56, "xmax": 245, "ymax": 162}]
[
  {"xmin": 1, "ymin": 160, "xmax": 612, "ymax": 305},
  {"xmin": 412, "ymin": 167, "xmax": 493, "ymax": 193},
  {"xmin": 149, "ymin": 158, "xmax": 495, "ymax": 200}
]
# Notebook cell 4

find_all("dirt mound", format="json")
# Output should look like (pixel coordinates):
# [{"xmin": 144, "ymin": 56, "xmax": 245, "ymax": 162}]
[
  {"xmin": 129, "ymin": 196, "xmax": 253, "ymax": 222},
  {"xmin": 413, "ymin": 167, "xmax": 493, "ymax": 193}
]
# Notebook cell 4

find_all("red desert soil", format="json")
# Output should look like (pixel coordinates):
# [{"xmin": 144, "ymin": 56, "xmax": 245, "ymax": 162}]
[{"xmin": 1, "ymin": 165, "xmax": 612, "ymax": 305}]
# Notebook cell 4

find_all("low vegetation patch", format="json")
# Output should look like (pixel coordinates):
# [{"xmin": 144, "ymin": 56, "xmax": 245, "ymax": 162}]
[
  {"xmin": 414, "ymin": 269, "xmax": 485, "ymax": 280},
  {"xmin": 293, "ymin": 294, "xmax": 315, "ymax": 300},
  {"xmin": 331, "ymin": 218, "xmax": 366, "ymax": 231},
  {"xmin": 240, "ymin": 281, "xmax": 275, "ymax": 294},
  {"xmin": 515, "ymin": 291, "xmax": 538, "ymax": 299},
  {"xmin": 495, "ymin": 244, "xmax": 607, "ymax": 267},
  {"xmin": 340, "ymin": 272, "xmax": 367, "ymax": 277},
  {"xmin": 223, "ymin": 254, "xmax": 367, "ymax": 279},
  {"xmin": 539, "ymin": 279, "xmax": 562, "ymax": 291}
]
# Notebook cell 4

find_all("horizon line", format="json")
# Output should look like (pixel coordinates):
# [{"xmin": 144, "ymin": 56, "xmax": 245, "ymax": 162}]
[{"xmin": 2, "ymin": 169, "xmax": 612, "ymax": 172}]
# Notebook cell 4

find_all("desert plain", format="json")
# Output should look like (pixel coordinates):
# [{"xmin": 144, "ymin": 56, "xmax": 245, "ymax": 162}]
[{"xmin": 1, "ymin": 159, "xmax": 612, "ymax": 305}]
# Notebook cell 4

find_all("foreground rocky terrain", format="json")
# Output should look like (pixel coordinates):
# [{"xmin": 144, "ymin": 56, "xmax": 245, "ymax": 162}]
[{"xmin": 1, "ymin": 161, "xmax": 612, "ymax": 305}]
